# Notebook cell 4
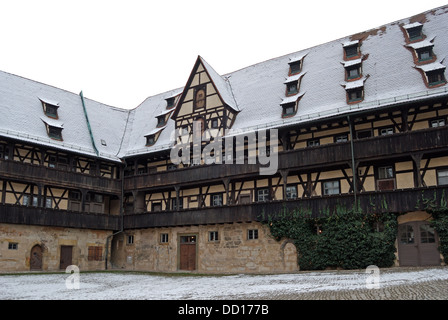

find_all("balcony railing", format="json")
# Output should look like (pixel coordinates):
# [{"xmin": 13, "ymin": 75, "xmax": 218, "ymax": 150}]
[
  {"xmin": 0, "ymin": 159, "xmax": 121, "ymax": 194},
  {"xmin": 125, "ymin": 126, "xmax": 448, "ymax": 191}
]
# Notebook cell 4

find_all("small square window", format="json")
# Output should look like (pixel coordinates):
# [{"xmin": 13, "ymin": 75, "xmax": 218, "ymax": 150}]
[
  {"xmin": 211, "ymin": 118, "xmax": 219, "ymax": 129},
  {"xmin": 212, "ymin": 193, "xmax": 223, "ymax": 207},
  {"xmin": 286, "ymin": 81, "xmax": 298, "ymax": 95},
  {"xmin": 380, "ymin": 127, "xmax": 394, "ymax": 136},
  {"xmin": 417, "ymin": 47, "xmax": 433, "ymax": 62},
  {"xmin": 209, "ymin": 231, "xmax": 219, "ymax": 242},
  {"xmin": 437, "ymin": 169, "xmax": 448, "ymax": 186},
  {"xmin": 152, "ymin": 202, "xmax": 162, "ymax": 212},
  {"xmin": 356, "ymin": 129, "xmax": 372, "ymax": 139},
  {"xmin": 346, "ymin": 66, "xmax": 361, "ymax": 80},
  {"xmin": 282, "ymin": 103, "xmax": 296, "ymax": 117},
  {"xmin": 166, "ymin": 97, "xmax": 175, "ymax": 109},
  {"xmin": 347, "ymin": 88, "xmax": 363, "ymax": 102},
  {"xmin": 335, "ymin": 134, "xmax": 348, "ymax": 143},
  {"xmin": 45, "ymin": 104, "xmax": 58, "ymax": 118},
  {"xmin": 248, "ymin": 229, "xmax": 259, "ymax": 240},
  {"xmin": 430, "ymin": 118, "xmax": 446, "ymax": 127},
  {"xmin": 407, "ymin": 26, "xmax": 423, "ymax": 41},
  {"xmin": 378, "ymin": 166, "xmax": 394, "ymax": 180},
  {"xmin": 172, "ymin": 197, "xmax": 183, "ymax": 210},
  {"xmin": 257, "ymin": 188, "xmax": 270, "ymax": 202},
  {"xmin": 8, "ymin": 242, "xmax": 18, "ymax": 250},
  {"xmin": 160, "ymin": 233, "xmax": 169, "ymax": 243},
  {"xmin": 323, "ymin": 180, "xmax": 340, "ymax": 195},
  {"xmin": 157, "ymin": 116, "xmax": 166, "ymax": 127},
  {"xmin": 426, "ymin": 70, "xmax": 446, "ymax": 86},
  {"xmin": 48, "ymin": 126, "xmax": 63, "ymax": 140},
  {"xmin": 146, "ymin": 135, "xmax": 156, "ymax": 146}
]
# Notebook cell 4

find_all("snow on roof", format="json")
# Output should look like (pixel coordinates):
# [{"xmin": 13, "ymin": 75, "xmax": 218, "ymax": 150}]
[
  {"xmin": 406, "ymin": 37, "xmax": 435, "ymax": 49},
  {"xmin": 403, "ymin": 22, "xmax": 423, "ymax": 29},
  {"xmin": 343, "ymin": 58, "xmax": 363, "ymax": 68},
  {"xmin": 40, "ymin": 116, "xmax": 63, "ymax": 128},
  {"xmin": 38, "ymin": 97, "xmax": 59, "ymax": 106},
  {"xmin": 2, "ymin": 4, "xmax": 448, "ymax": 160},
  {"xmin": 283, "ymin": 73, "xmax": 305, "ymax": 84}
]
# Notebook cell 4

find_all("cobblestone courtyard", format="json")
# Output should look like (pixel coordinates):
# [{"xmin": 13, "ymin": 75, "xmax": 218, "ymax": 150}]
[{"xmin": 0, "ymin": 266, "xmax": 447, "ymax": 300}]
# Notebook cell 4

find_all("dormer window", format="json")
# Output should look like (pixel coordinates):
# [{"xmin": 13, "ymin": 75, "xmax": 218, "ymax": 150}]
[
  {"xmin": 346, "ymin": 65, "xmax": 361, "ymax": 80},
  {"xmin": 343, "ymin": 43, "xmax": 359, "ymax": 60},
  {"xmin": 289, "ymin": 60, "xmax": 301, "ymax": 75},
  {"xmin": 286, "ymin": 81, "xmax": 298, "ymax": 95},
  {"xmin": 48, "ymin": 126, "xmax": 63, "ymax": 140},
  {"xmin": 156, "ymin": 115, "xmax": 166, "ymax": 127},
  {"xmin": 146, "ymin": 134, "xmax": 156, "ymax": 146},
  {"xmin": 282, "ymin": 102, "xmax": 296, "ymax": 117},
  {"xmin": 416, "ymin": 47, "xmax": 433, "ymax": 62},
  {"xmin": 427, "ymin": 69, "xmax": 446, "ymax": 87},
  {"xmin": 347, "ymin": 87, "xmax": 364, "ymax": 103},
  {"xmin": 39, "ymin": 98, "xmax": 59, "ymax": 119},
  {"xmin": 166, "ymin": 97, "xmax": 175, "ymax": 109},
  {"xmin": 407, "ymin": 25, "xmax": 423, "ymax": 41}
]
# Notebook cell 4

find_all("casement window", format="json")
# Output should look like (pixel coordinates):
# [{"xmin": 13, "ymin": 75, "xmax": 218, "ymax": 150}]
[
  {"xmin": 426, "ymin": 69, "xmax": 446, "ymax": 87},
  {"xmin": 88, "ymin": 246, "xmax": 103, "ymax": 261},
  {"xmin": 23, "ymin": 195, "xmax": 38, "ymax": 207},
  {"xmin": 416, "ymin": 47, "xmax": 433, "ymax": 62},
  {"xmin": 380, "ymin": 127, "xmax": 394, "ymax": 136},
  {"xmin": 322, "ymin": 180, "xmax": 340, "ymax": 195},
  {"xmin": 248, "ymin": 229, "xmax": 259, "ymax": 240},
  {"xmin": 285, "ymin": 185, "xmax": 297, "ymax": 200},
  {"xmin": 377, "ymin": 166, "xmax": 395, "ymax": 191},
  {"xmin": 344, "ymin": 44, "xmax": 359, "ymax": 59},
  {"xmin": 212, "ymin": 193, "xmax": 223, "ymax": 207},
  {"xmin": 257, "ymin": 188, "xmax": 270, "ymax": 202},
  {"xmin": 209, "ymin": 231, "xmax": 219, "ymax": 242},
  {"xmin": 0, "ymin": 145, "xmax": 10, "ymax": 160},
  {"xmin": 347, "ymin": 87, "xmax": 364, "ymax": 103},
  {"xmin": 430, "ymin": 118, "xmax": 446, "ymax": 128},
  {"xmin": 40, "ymin": 98, "xmax": 60, "ymax": 118},
  {"xmin": 194, "ymin": 85, "xmax": 206, "ymax": 109},
  {"xmin": 289, "ymin": 60, "xmax": 301, "ymax": 75},
  {"xmin": 407, "ymin": 25, "xmax": 423, "ymax": 41},
  {"xmin": 307, "ymin": 139, "xmax": 320, "ymax": 147},
  {"xmin": 286, "ymin": 81, "xmax": 298, "ymax": 95},
  {"xmin": 172, "ymin": 197, "xmax": 183, "ymax": 210},
  {"xmin": 335, "ymin": 134, "xmax": 348, "ymax": 143},
  {"xmin": 160, "ymin": 233, "xmax": 169, "ymax": 243},
  {"xmin": 45, "ymin": 198, "xmax": 52, "ymax": 209},
  {"xmin": 127, "ymin": 235, "xmax": 134, "ymax": 245},
  {"xmin": 211, "ymin": 118, "xmax": 219, "ymax": 129},
  {"xmin": 8, "ymin": 242, "xmax": 18, "ymax": 250},
  {"xmin": 437, "ymin": 169, "xmax": 448, "ymax": 186}
]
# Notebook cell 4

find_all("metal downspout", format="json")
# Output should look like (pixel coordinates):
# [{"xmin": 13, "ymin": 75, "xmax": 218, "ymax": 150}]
[
  {"xmin": 347, "ymin": 116, "xmax": 357, "ymax": 207},
  {"xmin": 79, "ymin": 91, "xmax": 99, "ymax": 156}
]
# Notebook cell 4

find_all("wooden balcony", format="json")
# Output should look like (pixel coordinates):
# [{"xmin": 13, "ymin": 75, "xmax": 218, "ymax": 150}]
[
  {"xmin": 0, "ymin": 204, "xmax": 120, "ymax": 230},
  {"xmin": 125, "ymin": 126, "xmax": 448, "ymax": 192},
  {"xmin": 123, "ymin": 186, "xmax": 448, "ymax": 229},
  {"xmin": 0, "ymin": 159, "xmax": 121, "ymax": 194}
]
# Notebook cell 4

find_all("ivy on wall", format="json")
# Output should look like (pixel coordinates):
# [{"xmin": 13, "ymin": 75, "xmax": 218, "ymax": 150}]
[{"xmin": 263, "ymin": 205, "xmax": 398, "ymax": 270}]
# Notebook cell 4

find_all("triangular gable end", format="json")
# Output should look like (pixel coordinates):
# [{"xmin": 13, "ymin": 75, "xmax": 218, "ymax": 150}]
[{"xmin": 171, "ymin": 56, "xmax": 239, "ymax": 137}]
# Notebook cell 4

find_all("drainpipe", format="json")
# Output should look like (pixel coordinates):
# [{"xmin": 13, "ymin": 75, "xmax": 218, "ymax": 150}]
[
  {"xmin": 347, "ymin": 116, "xmax": 357, "ymax": 207},
  {"xmin": 105, "ymin": 161, "xmax": 126, "ymax": 270},
  {"xmin": 79, "ymin": 91, "xmax": 99, "ymax": 156}
]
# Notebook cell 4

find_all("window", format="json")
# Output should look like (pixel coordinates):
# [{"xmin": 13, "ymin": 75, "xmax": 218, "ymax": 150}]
[
  {"xmin": 69, "ymin": 191, "xmax": 82, "ymax": 201},
  {"xmin": 289, "ymin": 60, "xmax": 301, "ymax": 75},
  {"xmin": 420, "ymin": 224, "xmax": 436, "ymax": 243},
  {"xmin": 23, "ymin": 195, "xmax": 38, "ymax": 207},
  {"xmin": 88, "ymin": 246, "xmax": 103, "ymax": 261},
  {"xmin": 212, "ymin": 193, "xmax": 223, "ymax": 207},
  {"xmin": 0, "ymin": 145, "xmax": 9, "ymax": 160},
  {"xmin": 166, "ymin": 97, "xmax": 175, "ymax": 109},
  {"xmin": 286, "ymin": 81, "xmax": 298, "ymax": 95},
  {"xmin": 248, "ymin": 229, "xmax": 259, "ymax": 240},
  {"xmin": 48, "ymin": 126, "xmax": 63, "ymax": 140},
  {"xmin": 416, "ymin": 47, "xmax": 433, "ymax": 62},
  {"xmin": 209, "ymin": 231, "xmax": 219, "ymax": 242},
  {"xmin": 282, "ymin": 103, "xmax": 296, "ymax": 117},
  {"xmin": 127, "ymin": 235, "xmax": 134, "ymax": 245},
  {"xmin": 344, "ymin": 44, "xmax": 358, "ymax": 58},
  {"xmin": 8, "ymin": 242, "xmax": 18, "ymax": 250},
  {"xmin": 377, "ymin": 166, "xmax": 395, "ymax": 191},
  {"xmin": 172, "ymin": 197, "xmax": 183, "ymax": 210},
  {"xmin": 323, "ymin": 180, "xmax": 340, "ymax": 195},
  {"xmin": 146, "ymin": 134, "xmax": 156, "ymax": 146},
  {"xmin": 335, "ymin": 134, "xmax": 348, "ymax": 143},
  {"xmin": 437, "ymin": 169, "xmax": 448, "ymax": 186},
  {"xmin": 346, "ymin": 65, "xmax": 361, "ymax": 80},
  {"xmin": 194, "ymin": 85, "xmax": 206, "ymax": 109},
  {"xmin": 430, "ymin": 118, "xmax": 446, "ymax": 127},
  {"xmin": 160, "ymin": 233, "xmax": 169, "ymax": 243},
  {"xmin": 45, "ymin": 198, "xmax": 52, "ymax": 209},
  {"xmin": 426, "ymin": 69, "xmax": 446, "ymax": 86},
  {"xmin": 156, "ymin": 115, "xmax": 166, "ymax": 127},
  {"xmin": 378, "ymin": 166, "xmax": 394, "ymax": 180},
  {"xmin": 285, "ymin": 185, "xmax": 297, "ymax": 200},
  {"xmin": 356, "ymin": 129, "xmax": 372, "ymax": 139},
  {"xmin": 211, "ymin": 118, "xmax": 219, "ymax": 129},
  {"xmin": 380, "ymin": 127, "xmax": 394, "ymax": 136},
  {"xmin": 307, "ymin": 139, "xmax": 320, "ymax": 147},
  {"xmin": 45, "ymin": 104, "xmax": 58, "ymax": 118},
  {"xmin": 257, "ymin": 188, "xmax": 270, "ymax": 202},
  {"xmin": 407, "ymin": 25, "xmax": 423, "ymax": 41},
  {"xmin": 347, "ymin": 88, "xmax": 363, "ymax": 103}
]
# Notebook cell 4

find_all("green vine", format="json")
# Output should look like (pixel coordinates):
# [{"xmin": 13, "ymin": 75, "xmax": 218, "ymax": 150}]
[{"xmin": 263, "ymin": 205, "xmax": 398, "ymax": 270}]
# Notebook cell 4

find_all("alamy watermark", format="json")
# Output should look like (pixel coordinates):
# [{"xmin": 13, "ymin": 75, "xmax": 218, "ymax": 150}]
[
  {"xmin": 65, "ymin": 265, "xmax": 80, "ymax": 290},
  {"xmin": 169, "ymin": 121, "xmax": 278, "ymax": 175}
]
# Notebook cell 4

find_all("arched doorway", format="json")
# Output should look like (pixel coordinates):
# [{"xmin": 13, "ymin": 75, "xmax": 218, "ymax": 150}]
[
  {"xmin": 30, "ymin": 245, "xmax": 43, "ymax": 270},
  {"xmin": 398, "ymin": 221, "xmax": 440, "ymax": 266}
]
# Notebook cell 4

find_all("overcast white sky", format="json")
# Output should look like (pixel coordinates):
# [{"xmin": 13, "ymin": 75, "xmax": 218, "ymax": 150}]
[{"xmin": 0, "ymin": 0, "xmax": 446, "ymax": 109}]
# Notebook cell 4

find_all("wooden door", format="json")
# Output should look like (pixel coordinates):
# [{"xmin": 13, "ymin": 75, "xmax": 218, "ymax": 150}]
[
  {"xmin": 398, "ymin": 221, "xmax": 440, "ymax": 266},
  {"xmin": 59, "ymin": 245, "xmax": 73, "ymax": 270},
  {"xmin": 179, "ymin": 235, "xmax": 197, "ymax": 271},
  {"xmin": 30, "ymin": 245, "xmax": 42, "ymax": 270}
]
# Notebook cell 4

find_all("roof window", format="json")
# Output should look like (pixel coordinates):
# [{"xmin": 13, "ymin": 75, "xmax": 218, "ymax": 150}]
[
  {"xmin": 407, "ymin": 25, "xmax": 423, "ymax": 41},
  {"xmin": 39, "ymin": 97, "xmax": 59, "ymax": 119},
  {"xmin": 343, "ymin": 41, "xmax": 360, "ymax": 60}
]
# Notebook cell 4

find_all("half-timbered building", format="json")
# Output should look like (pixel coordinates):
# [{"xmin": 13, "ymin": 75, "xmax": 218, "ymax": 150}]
[{"xmin": 1, "ymin": 5, "xmax": 448, "ymax": 272}]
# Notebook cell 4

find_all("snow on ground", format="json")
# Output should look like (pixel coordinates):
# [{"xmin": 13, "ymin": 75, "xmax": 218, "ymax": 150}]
[{"xmin": 0, "ymin": 267, "xmax": 447, "ymax": 300}]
